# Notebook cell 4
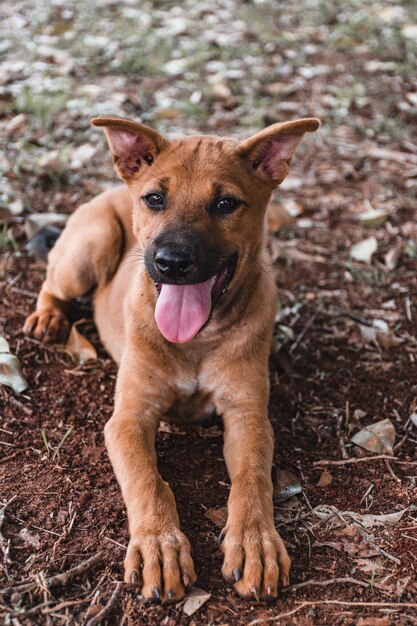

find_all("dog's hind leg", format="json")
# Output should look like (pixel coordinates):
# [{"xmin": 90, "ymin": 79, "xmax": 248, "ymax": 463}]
[{"xmin": 23, "ymin": 189, "xmax": 126, "ymax": 342}]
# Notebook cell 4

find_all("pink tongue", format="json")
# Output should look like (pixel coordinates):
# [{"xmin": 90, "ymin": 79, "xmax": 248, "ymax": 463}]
[{"xmin": 154, "ymin": 279, "xmax": 213, "ymax": 343}]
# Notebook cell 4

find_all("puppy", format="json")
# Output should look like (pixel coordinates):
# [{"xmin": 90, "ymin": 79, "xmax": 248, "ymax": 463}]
[{"xmin": 24, "ymin": 115, "xmax": 319, "ymax": 602}]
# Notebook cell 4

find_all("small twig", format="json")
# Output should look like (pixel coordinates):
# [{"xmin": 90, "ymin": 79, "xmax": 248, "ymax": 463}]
[
  {"xmin": 249, "ymin": 602, "xmax": 311, "ymax": 625},
  {"xmin": 105, "ymin": 536, "xmax": 127, "ymax": 550},
  {"xmin": 405, "ymin": 296, "xmax": 412, "ymax": 322},
  {"xmin": 9, "ymin": 286, "xmax": 38, "ymax": 298},
  {"xmin": 0, "ymin": 496, "xmax": 17, "ymax": 574},
  {"xmin": 0, "ymin": 551, "xmax": 104, "ymax": 595},
  {"xmin": 249, "ymin": 600, "xmax": 417, "ymax": 624},
  {"xmin": 394, "ymin": 417, "xmax": 413, "ymax": 453},
  {"xmin": 283, "ymin": 576, "xmax": 369, "ymax": 592},
  {"xmin": 85, "ymin": 582, "xmax": 123, "ymax": 626},
  {"xmin": 298, "ymin": 600, "xmax": 417, "ymax": 608},
  {"xmin": 385, "ymin": 459, "xmax": 401, "ymax": 483},
  {"xmin": 42, "ymin": 598, "xmax": 90, "ymax": 614},
  {"xmin": 0, "ymin": 450, "xmax": 23, "ymax": 464},
  {"xmin": 355, "ymin": 526, "xmax": 401, "ymax": 565},
  {"xmin": 314, "ymin": 455, "xmax": 416, "ymax": 466},
  {"xmin": 290, "ymin": 313, "xmax": 316, "ymax": 354}
]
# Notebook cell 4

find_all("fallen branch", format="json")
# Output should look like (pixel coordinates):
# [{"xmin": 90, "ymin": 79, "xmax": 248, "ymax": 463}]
[
  {"xmin": 85, "ymin": 582, "xmax": 123, "ymax": 626},
  {"xmin": 314, "ymin": 455, "xmax": 416, "ymax": 467},
  {"xmin": 0, "ymin": 551, "xmax": 104, "ymax": 595}
]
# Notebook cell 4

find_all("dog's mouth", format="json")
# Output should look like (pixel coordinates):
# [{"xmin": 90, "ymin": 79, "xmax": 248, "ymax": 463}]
[{"xmin": 154, "ymin": 253, "xmax": 237, "ymax": 344}]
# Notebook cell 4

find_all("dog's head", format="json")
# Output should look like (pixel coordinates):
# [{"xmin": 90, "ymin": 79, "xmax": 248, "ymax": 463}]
[{"xmin": 92, "ymin": 115, "xmax": 319, "ymax": 344}]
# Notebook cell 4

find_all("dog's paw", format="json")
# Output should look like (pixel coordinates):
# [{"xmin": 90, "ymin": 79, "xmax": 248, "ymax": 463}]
[
  {"xmin": 23, "ymin": 309, "xmax": 69, "ymax": 343},
  {"xmin": 124, "ymin": 527, "xmax": 197, "ymax": 602},
  {"xmin": 221, "ymin": 521, "xmax": 290, "ymax": 600}
]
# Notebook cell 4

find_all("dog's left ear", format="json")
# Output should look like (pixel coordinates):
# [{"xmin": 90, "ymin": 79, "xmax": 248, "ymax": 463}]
[
  {"xmin": 91, "ymin": 116, "xmax": 169, "ymax": 182},
  {"xmin": 237, "ymin": 118, "xmax": 320, "ymax": 187}
]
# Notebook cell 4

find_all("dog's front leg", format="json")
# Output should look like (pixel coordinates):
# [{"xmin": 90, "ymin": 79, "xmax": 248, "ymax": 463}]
[
  {"xmin": 105, "ymin": 351, "xmax": 196, "ymax": 602},
  {"xmin": 212, "ymin": 364, "xmax": 291, "ymax": 600}
]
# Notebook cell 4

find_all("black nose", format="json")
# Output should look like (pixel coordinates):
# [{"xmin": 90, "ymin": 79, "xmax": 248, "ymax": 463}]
[{"xmin": 154, "ymin": 244, "xmax": 196, "ymax": 279}]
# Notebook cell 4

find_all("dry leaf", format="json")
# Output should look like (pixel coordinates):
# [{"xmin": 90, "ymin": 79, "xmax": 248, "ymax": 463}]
[
  {"xmin": 355, "ymin": 557, "xmax": 385, "ymax": 575},
  {"xmin": 182, "ymin": 588, "xmax": 210, "ymax": 616},
  {"xmin": 0, "ymin": 336, "xmax": 10, "ymax": 352},
  {"xmin": 359, "ymin": 324, "xmax": 402, "ymax": 350},
  {"xmin": 65, "ymin": 326, "xmax": 97, "ymax": 364},
  {"xmin": 273, "ymin": 469, "xmax": 302, "ymax": 503},
  {"xmin": 351, "ymin": 418, "xmax": 395, "ymax": 455},
  {"xmin": 205, "ymin": 507, "xmax": 227, "ymax": 529},
  {"xmin": 266, "ymin": 202, "xmax": 293, "ymax": 233},
  {"xmin": 0, "ymin": 353, "xmax": 28, "ymax": 393},
  {"xmin": 410, "ymin": 413, "xmax": 417, "ymax": 428},
  {"xmin": 316, "ymin": 470, "xmax": 333, "ymax": 487},
  {"xmin": 350, "ymin": 236, "xmax": 378, "ymax": 264},
  {"xmin": 24, "ymin": 213, "xmax": 68, "ymax": 240},
  {"xmin": 313, "ymin": 504, "xmax": 406, "ymax": 528},
  {"xmin": 19, "ymin": 528, "xmax": 41, "ymax": 549},
  {"xmin": 358, "ymin": 209, "xmax": 388, "ymax": 227},
  {"xmin": 384, "ymin": 244, "xmax": 403, "ymax": 271}
]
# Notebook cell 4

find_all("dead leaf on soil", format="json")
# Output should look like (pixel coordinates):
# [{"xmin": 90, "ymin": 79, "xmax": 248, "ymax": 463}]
[
  {"xmin": 351, "ymin": 418, "xmax": 395, "ymax": 455},
  {"xmin": 273, "ymin": 469, "xmax": 302, "ymax": 503},
  {"xmin": 384, "ymin": 244, "xmax": 403, "ymax": 271},
  {"xmin": 316, "ymin": 470, "xmax": 333, "ymax": 487},
  {"xmin": 205, "ymin": 507, "xmax": 228, "ymax": 529},
  {"xmin": 19, "ymin": 528, "xmax": 41, "ymax": 549},
  {"xmin": 0, "ymin": 335, "xmax": 10, "ymax": 352},
  {"xmin": 350, "ymin": 236, "xmax": 378, "ymax": 263},
  {"xmin": 359, "ymin": 322, "xmax": 402, "ymax": 350},
  {"xmin": 266, "ymin": 202, "xmax": 293, "ymax": 233},
  {"xmin": 0, "ymin": 334, "xmax": 28, "ymax": 393},
  {"xmin": 358, "ymin": 209, "xmax": 388, "ymax": 228},
  {"xmin": 65, "ymin": 326, "xmax": 97, "ymax": 364},
  {"xmin": 182, "ymin": 587, "xmax": 211, "ymax": 616},
  {"xmin": 24, "ymin": 213, "xmax": 68, "ymax": 239},
  {"xmin": 313, "ymin": 504, "xmax": 406, "ymax": 528},
  {"xmin": 409, "ymin": 413, "xmax": 417, "ymax": 429},
  {"xmin": 355, "ymin": 557, "xmax": 385, "ymax": 575}
]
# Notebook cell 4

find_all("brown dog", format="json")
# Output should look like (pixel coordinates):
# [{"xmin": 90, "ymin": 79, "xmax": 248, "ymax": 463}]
[{"xmin": 24, "ymin": 115, "xmax": 319, "ymax": 602}]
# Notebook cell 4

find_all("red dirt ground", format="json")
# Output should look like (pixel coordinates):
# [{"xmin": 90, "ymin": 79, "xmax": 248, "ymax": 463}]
[{"xmin": 1, "ymin": 140, "xmax": 417, "ymax": 624}]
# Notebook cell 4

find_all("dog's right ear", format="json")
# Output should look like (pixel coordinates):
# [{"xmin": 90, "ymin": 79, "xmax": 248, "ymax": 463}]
[{"xmin": 91, "ymin": 116, "xmax": 169, "ymax": 182}]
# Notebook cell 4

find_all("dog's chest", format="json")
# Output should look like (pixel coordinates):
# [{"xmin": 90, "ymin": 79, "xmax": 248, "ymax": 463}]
[{"xmin": 166, "ymin": 377, "xmax": 215, "ymax": 422}]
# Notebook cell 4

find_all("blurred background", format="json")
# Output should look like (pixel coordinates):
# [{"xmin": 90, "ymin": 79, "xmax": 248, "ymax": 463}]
[{"xmin": 1, "ymin": 0, "xmax": 416, "ymax": 218}]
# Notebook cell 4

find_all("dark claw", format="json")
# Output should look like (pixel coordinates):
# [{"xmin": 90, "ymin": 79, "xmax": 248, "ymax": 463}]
[
  {"xmin": 252, "ymin": 586, "xmax": 260, "ymax": 601},
  {"xmin": 153, "ymin": 587, "xmax": 161, "ymax": 600},
  {"xmin": 130, "ymin": 571, "xmax": 138, "ymax": 585},
  {"xmin": 232, "ymin": 568, "xmax": 241, "ymax": 582},
  {"xmin": 167, "ymin": 589, "xmax": 175, "ymax": 599},
  {"xmin": 217, "ymin": 528, "xmax": 226, "ymax": 547}
]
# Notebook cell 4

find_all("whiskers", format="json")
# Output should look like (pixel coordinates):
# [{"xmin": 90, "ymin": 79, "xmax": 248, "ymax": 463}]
[{"xmin": 120, "ymin": 246, "xmax": 147, "ymax": 271}]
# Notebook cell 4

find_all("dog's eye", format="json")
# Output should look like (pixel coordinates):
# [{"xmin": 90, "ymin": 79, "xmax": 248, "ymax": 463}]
[
  {"xmin": 212, "ymin": 196, "xmax": 240, "ymax": 215},
  {"xmin": 143, "ymin": 193, "xmax": 165, "ymax": 210}
]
